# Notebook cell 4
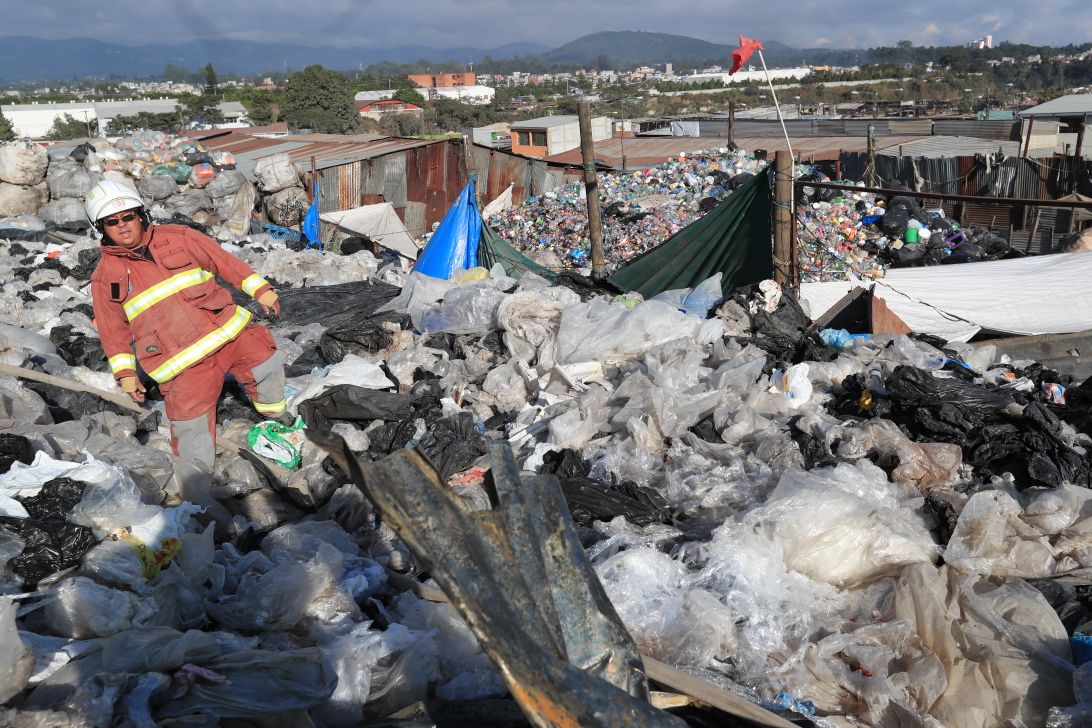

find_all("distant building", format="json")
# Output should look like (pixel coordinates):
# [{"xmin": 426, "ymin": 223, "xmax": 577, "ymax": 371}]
[
  {"xmin": 406, "ymin": 72, "xmax": 476, "ymax": 89},
  {"xmin": 217, "ymin": 101, "xmax": 248, "ymax": 123},
  {"xmin": 470, "ymin": 122, "xmax": 511, "ymax": 149},
  {"xmin": 425, "ymin": 86, "xmax": 495, "ymax": 106},
  {"xmin": 968, "ymin": 35, "xmax": 994, "ymax": 49},
  {"xmin": 355, "ymin": 99, "xmax": 425, "ymax": 121},
  {"xmin": 510, "ymin": 114, "xmax": 611, "ymax": 157},
  {"xmin": 680, "ymin": 67, "xmax": 811, "ymax": 85},
  {"xmin": 0, "ymin": 98, "xmax": 179, "ymax": 138},
  {"xmin": 354, "ymin": 89, "xmax": 397, "ymax": 103}
]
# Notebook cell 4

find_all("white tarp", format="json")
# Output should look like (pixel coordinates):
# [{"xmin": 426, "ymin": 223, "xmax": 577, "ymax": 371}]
[
  {"xmin": 482, "ymin": 184, "xmax": 514, "ymax": 220},
  {"xmin": 320, "ymin": 203, "xmax": 420, "ymax": 260},
  {"xmin": 802, "ymin": 251, "xmax": 1092, "ymax": 342}
]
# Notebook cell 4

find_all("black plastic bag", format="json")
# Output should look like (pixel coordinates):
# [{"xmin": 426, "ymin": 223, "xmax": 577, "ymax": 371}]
[
  {"xmin": 318, "ymin": 311, "xmax": 411, "ymax": 364},
  {"xmin": 298, "ymin": 384, "xmax": 415, "ymax": 431},
  {"xmin": 416, "ymin": 412, "xmax": 486, "ymax": 480},
  {"xmin": 541, "ymin": 448, "xmax": 592, "ymax": 479},
  {"xmin": 0, "ymin": 434, "xmax": 33, "ymax": 475},
  {"xmin": 25, "ymin": 380, "xmax": 158, "ymax": 432},
  {"xmin": 48, "ymin": 325, "xmax": 108, "ymax": 371},
  {"xmin": 270, "ymin": 280, "xmax": 400, "ymax": 330},
  {"xmin": 17, "ymin": 477, "xmax": 86, "ymax": 520},
  {"xmin": 0, "ymin": 516, "xmax": 96, "ymax": 586},
  {"xmin": 558, "ymin": 477, "xmax": 671, "ymax": 527}
]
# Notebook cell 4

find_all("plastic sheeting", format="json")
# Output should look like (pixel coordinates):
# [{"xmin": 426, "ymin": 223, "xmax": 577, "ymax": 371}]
[
  {"xmin": 413, "ymin": 178, "xmax": 481, "ymax": 279},
  {"xmin": 802, "ymin": 251, "xmax": 1092, "ymax": 342},
  {"xmin": 608, "ymin": 167, "xmax": 773, "ymax": 299},
  {"xmin": 320, "ymin": 203, "xmax": 420, "ymax": 260}
]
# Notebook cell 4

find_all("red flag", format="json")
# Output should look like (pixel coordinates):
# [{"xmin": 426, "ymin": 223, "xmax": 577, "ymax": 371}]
[{"xmin": 729, "ymin": 35, "xmax": 764, "ymax": 74}]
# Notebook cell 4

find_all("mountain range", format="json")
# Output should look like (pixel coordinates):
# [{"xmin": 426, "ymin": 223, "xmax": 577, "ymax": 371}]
[{"xmin": 0, "ymin": 32, "xmax": 867, "ymax": 81}]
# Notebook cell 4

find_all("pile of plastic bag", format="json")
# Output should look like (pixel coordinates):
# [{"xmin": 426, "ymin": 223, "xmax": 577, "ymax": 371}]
[
  {"xmin": 0, "ymin": 134, "xmax": 260, "ymax": 236},
  {"xmin": 796, "ymin": 175, "xmax": 1023, "ymax": 282},
  {"xmin": 488, "ymin": 147, "xmax": 767, "ymax": 269},
  {"xmin": 1, "ymin": 198, "xmax": 1092, "ymax": 726}
]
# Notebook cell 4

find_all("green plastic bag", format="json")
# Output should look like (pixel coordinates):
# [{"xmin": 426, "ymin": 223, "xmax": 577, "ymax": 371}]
[{"xmin": 246, "ymin": 417, "xmax": 307, "ymax": 469}]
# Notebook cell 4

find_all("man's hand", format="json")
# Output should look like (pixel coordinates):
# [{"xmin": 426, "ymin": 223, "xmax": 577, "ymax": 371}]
[
  {"xmin": 257, "ymin": 290, "xmax": 281, "ymax": 318},
  {"xmin": 119, "ymin": 376, "xmax": 146, "ymax": 403}
]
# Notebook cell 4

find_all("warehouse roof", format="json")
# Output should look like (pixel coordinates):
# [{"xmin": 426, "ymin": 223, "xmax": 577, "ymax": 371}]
[
  {"xmin": 1019, "ymin": 94, "xmax": 1092, "ymax": 119},
  {"xmin": 198, "ymin": 131, "xmax": 444, "ymax": 177}
]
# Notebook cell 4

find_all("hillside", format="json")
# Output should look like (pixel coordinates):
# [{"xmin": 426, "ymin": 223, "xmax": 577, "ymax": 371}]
[
  {"xmin": 544, "ymin": 31, "xmax": 736, "ymax": 65},
  {"xmin": 0, "ymin": 37, "xmax": 551, "ymax": 81}
]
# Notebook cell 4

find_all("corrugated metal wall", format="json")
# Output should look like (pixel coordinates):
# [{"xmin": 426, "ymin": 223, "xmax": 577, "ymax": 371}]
[
  {"xmin": 687, "ymin": 118, "xmax": 1020, "ymax": 139},
  {"xmin": 838, "ymin": 152, "xmax": 1092, "ymax": 199},
  {"xmin": 310, "ymin": 139, "xmax": 468, "ymax": 237},
  {"xmin": 469, "ymin": 144, "xmax": 580, "ymax": 209}
]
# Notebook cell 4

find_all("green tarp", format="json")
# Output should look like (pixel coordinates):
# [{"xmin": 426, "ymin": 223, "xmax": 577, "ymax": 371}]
[
  {"xmin": 479, "ymin": 221, "xmax": 559, "ymax": 281},
  {"xmin": 608, "ymin": 166, "xmax": 773, "ymax": 298}
]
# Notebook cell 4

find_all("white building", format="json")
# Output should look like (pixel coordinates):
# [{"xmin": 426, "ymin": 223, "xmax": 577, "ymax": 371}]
[
  {"xmin": 510, "ymin": 114, "xmax": 612, "ymax": 157},
  {"xmin": 0, "ymin": 101, "xmax": 96, "ymax": 138},
  {"xmin": 968, "ymin": 35, "xmax": 994, "ymax": 49},
  {"xmin": 0, "ymin": 98, "xmax": 182, "ymax": 139},
  {"xmin": 354, "ymin": 89, "xmax": 397, "ymax": 102},
  {"xmin": 426, "ymin": 85, "xmax": 496, "ymax": 105},
  {"xmin": 680, "ymin": 66, "xmax": 812, "ymax": 85}
]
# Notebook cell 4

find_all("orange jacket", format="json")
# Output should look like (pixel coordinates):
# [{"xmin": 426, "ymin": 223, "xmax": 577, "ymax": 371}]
[{"xmin": 91, "ymin": 224, "xmax": 274, "ymax": 384}]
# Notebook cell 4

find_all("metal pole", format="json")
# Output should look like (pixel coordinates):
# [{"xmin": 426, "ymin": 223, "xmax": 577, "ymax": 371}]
[
  {"xmin": 773, "ymin": 150, "xmax": 793, "ymax": 287},
  {"xmin": 1021, "ymin": 117, "xmax": 1034, "ymax": 158},
  {"xmin": 578, "ymin": 101, "xmax": 605, "ymax": 277},
  {"xmin": 756, "ymin": 50, "xmax": 793, "ymax": 162},
  {"xmin": 728, "ymin": 100, "xmax": 735, "ymax": 144}
]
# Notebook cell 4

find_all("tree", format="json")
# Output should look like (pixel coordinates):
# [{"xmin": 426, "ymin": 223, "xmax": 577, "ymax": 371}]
[
  {"xmin": 393, "ymin": 86, "xmax": 427, "ymax": 107},
  {"xmin": 283, "ymin": 65, "xmax": 359, "ymax": 133},
  {"xmin": 0, "ymin": 108, "xmax": 14, "ymax": 141},
  {"xmin": 106, "ymin": 112, "xmax": 178, "ymax": 135},
  {"xmin": 379, "ymin": 112, "xmax": 424, "ymax": 136},
  {"xmin": 203, "ymin": 63, "xmax": 219, "ymax": 95},
  {"xmin": 46, "ymin": 113, "xmax": 95, "ymax": 140}
]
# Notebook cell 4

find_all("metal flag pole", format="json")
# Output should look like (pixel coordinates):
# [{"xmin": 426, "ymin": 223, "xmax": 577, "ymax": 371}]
[{"xmin": 756, "ymin": 49, "xmax": 794, "ymax": 165}]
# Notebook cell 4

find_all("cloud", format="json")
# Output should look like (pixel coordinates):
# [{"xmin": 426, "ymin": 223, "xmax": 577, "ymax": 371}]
[{"xmin": 2, "ymin": 0, "xmax": 1088, "ymax": 51}]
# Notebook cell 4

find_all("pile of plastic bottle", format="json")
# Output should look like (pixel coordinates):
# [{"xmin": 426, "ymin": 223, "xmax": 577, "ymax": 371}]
[
  {"xmin": 797, "ymin": 195, "xmax": 888, "ymax": 282},
  {"xmin": 488, "ymin": 148, "xmax": 767, "ymax": 268}
]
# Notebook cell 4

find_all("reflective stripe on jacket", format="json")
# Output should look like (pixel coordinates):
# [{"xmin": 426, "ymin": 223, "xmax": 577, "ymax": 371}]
[{"xmin": 91, "ymin": 224, "xmax": 273, "ymax": 384}]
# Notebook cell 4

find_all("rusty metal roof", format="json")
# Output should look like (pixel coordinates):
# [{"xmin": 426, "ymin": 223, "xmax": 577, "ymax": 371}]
[{"xmin": 200, "ymin": 131, "xmax": 445, "ymax": 177}]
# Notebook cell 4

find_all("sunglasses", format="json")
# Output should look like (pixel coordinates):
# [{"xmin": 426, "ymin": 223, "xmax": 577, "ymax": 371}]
[{"xmin": 101, "ymin": 212, "xmax": 140, "ymax": 227}]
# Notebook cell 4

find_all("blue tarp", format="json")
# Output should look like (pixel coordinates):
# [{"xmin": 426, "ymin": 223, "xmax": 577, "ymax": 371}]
[
  {"xmin": 302, "ymin": 179, "xmax": 321, "ymax": 250},
  {"xmin": 413, "ymin": 177, "xmax": 481, "ymax": 279}
]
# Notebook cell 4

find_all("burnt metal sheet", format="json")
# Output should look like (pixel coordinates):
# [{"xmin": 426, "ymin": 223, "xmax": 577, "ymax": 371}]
[{"xmin": 311, "ymin": 434, "xmax": 686, "ymax": 728}]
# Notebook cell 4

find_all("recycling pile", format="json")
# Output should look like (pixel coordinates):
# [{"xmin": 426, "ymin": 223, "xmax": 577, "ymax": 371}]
[
  {"xmin": 796, "ymin": 176, "xmax": 1023, "ymax": 282},
  {"xmin": 488, "ymin": 147, "xmax": 766, "ymax": 269},
  {"xmin": 0, "ymin": 138, "xmax": 315, "ymax": 240},
  {"xmin": 1, "ymin": 222, "xmax": 1092, "ymax": 725}
]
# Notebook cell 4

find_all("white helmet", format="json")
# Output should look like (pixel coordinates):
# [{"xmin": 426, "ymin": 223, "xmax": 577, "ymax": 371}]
[{"xmin": 85, "ymin": 180, "xmax": 144, "ymax": 223}]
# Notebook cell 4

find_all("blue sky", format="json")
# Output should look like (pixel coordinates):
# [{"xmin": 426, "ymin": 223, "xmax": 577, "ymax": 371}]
[{"xmin": 10, "ymin": 0, "xmax": 1092, "ymax": 49}]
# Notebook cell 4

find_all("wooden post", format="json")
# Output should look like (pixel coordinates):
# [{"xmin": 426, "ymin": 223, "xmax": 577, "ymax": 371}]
[
  {"xmin": 774, "ymin": 150, "xmax": 793, "ymax": 287},
  {"xmin": 1021, "ymin": 117, "xmax": 1034, "ymax": 158},
  {"xmin": 578, "ymin": 102, "xmax": 605, "ymax": 278},
  {"xmin": 1076, "ymin": 115, "xmax": 1087, "ymax": 159},
  {"xmin": 728, "ymin": 101, "xmax": 736, "ymax": 144},
  {"xmin": 308, "ymin": 155, "xmax": 317, "ymax": 202}
]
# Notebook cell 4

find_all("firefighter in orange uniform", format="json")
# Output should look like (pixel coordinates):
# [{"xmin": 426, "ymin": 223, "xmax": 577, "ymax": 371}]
[{"xmin": 86, "ymin": 180, "xmax": 290, "ymax": 470}]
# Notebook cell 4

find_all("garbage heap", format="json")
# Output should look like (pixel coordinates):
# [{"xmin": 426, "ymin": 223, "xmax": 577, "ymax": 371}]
[
  {"xmin": 488, "ymin": 147, "xmax": 767, "ymax": 269},
  {"xmin": 795, "ymin": 174, "xmax": 1024, "ymax": 282},
  {"xmin": 0, "ymin": 137, "xmax": 311, "ymax": 237},
  {"xmin": 1, "ymin": 226, "xmax": 1092, "ymax": 726}
]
